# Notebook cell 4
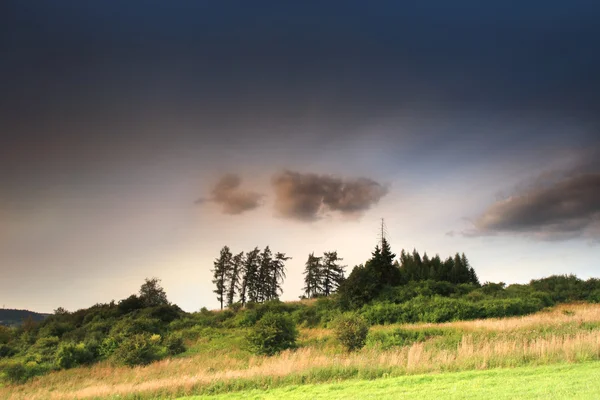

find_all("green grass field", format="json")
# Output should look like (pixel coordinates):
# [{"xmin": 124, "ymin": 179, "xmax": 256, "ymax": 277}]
[{"xmin": 184, "ymin": 362, "xmax": 600, "ymax": 400}]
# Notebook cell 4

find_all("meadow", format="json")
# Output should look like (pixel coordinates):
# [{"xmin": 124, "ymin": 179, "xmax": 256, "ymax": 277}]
[
  {"xmin": 2, "ymin": 302, "xmax": 600, "ymax": 400},
  {"xmin": 186, "ymin": 362, "xmax": 600, "ymax": 400}
]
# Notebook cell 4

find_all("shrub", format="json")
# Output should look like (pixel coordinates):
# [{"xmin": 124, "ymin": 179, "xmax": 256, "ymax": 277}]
[
  {"xmin": 163, "ymin": 334, "xmax": 186, "ymax": 356},
  {"xmin": 55, "ymin": 342, "xmax": 95, "ymax": 369},
  {"xmin": 26, "ymin": 336, "xmax": 60, "ymax": 363},
  {"xmin": 0, "ymin": 344, "xmax": 16, "ymax": 358},
  {"xmin": 246, "ymin": 312, "xmax": 298, "ymax": 355},
  {"xmin": 1, "ymin": 361, "xmax": 50, "ymax": 384},
  {"xmin": 111, "ymin": 334, "xmax": 162, "ymax": 367},
  {"xmin": 333, "ymin": 313, "xmax": 369, "ymax": 352}
]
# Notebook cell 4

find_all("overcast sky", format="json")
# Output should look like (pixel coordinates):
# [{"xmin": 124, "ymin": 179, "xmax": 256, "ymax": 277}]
[{"xmin": 2, "ymin": 1, "xmax": 599, "ymax": 312}]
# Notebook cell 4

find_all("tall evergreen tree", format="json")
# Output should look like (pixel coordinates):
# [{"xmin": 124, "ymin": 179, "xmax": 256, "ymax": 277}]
[
  {"xmin": 302, "ymin": 253, "xmax": 322, "ymax": 298},
  {"xmin": 368, "ymin": 238, "xmax": 399, "ymax": 285},
  {"xmin": 242, "ymin": 247, "xmax": 261, "ymax": 305},
  {"xmin": 257, "ymin": 246, "xmax": 273, "ymax": 302},
  {"xmin": 268, "ymin": 252, "xmax": 290, "ymax": 300},
  {"xmin": 212, "ymin": 246, "xmax": 233, "ymax": 310},
  {"xmin": 226, "ymin": 252, "xmax": 244, "ymax": 307},
  {"xmin": 322, "ymin": 251, "xmax": 346, "ymax": 296}
]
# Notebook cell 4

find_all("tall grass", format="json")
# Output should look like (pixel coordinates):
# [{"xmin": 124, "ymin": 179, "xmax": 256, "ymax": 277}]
[{"xmin": 3, "ymin": 303, "xmax": 600, "ymax": 400}]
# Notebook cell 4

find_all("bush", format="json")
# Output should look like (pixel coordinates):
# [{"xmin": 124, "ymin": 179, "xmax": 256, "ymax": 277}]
[
  {"xmin": 246, "ymin": 312, "xmax": 298, "ymax": 355},
  {"xmin": 333, "ymin": 313, "xmax": 369, "ymax": 352},
  {"xmin": 1, "ymin": 361, "xmax": 50, "ymax": 384},
  {"xmin": 26, "ymin": 336, "xmax": 60, "ymax": 363},
  {"xmin": 55, "ymin": 342, "xmax": 95, "ymax": 369},
  {"xmin": 163, "ymin": 334, "xmax": 186, "ymax": 356},
  {"xmin": 111, "ymin": 334, "xmax": 162, "ymax": 367},
  {"xmin": 0, "ymin": 344, "xmax": 17, "ymax": 358}
]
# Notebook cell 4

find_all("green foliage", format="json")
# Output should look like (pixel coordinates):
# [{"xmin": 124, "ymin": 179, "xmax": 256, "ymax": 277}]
[
  {"xmin": 0, "ymin": 344, "xmax": 17, "ymax": 358},
  {"xmin": 338, "ymin": 264, "xmax": 381, "ymax": 309},
  {"xmin": 26, "ymin": 336, "xmax": 60, "ymax": 363},
  {"xmin": 139, "ymin": 278, "xmax": 170, "ymax": 307},
  {"xmin": 111, "ymin": 334, "xmax": 162, "ymax": 367},
  {"xmin": 333, "ymin": 313, "xmax": 369, "ymax": 352},
  {"xmin": 163, "ymin": 333, "xmax": 186, "ymax": 356},
  {"xmin": 55, "ymin": 342, "xmax": 95, "ymax": 369},
  {"xmin": 246, "ymin": 312, "xmax": 298, "ymax": 355},
  {"xmin": 118, "ymin": 295, "xmax": 145, "ymax": 314},
  {"xmin": 1, "ymin": 361, "xmax": 51, "ymax": 384}
]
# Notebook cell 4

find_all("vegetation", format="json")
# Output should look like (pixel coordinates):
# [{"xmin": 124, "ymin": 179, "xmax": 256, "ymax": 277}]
[
  {"xmin": 332, "ymin": 313, "xmax": 369, "ymax": 352},
  {"xmin": 246, "ymin": 312, "xmax": 298, "ymax": 355},
  {"xmin": 2, "ymin": 303, "xmax": 600, "ymax": 399},
  {"xmin": 1, "ymin": 235, "xmax": 600, "ymax": 398},
  {"xmin": 213, "ymin": 246, "xmax": 291, "ymax": 309},
  {"xmin": 182, "ymin": 362, "xmax": 600, "ymax": 400},
  {"xmin": 302, "ymin": 251, "xmax": 346, "ymax": 299}
]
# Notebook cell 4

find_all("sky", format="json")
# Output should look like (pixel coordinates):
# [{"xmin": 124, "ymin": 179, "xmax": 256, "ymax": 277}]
[{"xmin": 1, "ymin": 1, "xmax": 599, "ymax": 313}]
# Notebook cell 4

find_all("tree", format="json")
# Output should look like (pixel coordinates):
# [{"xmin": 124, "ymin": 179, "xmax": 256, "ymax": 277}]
[
  {"xmin": 212, "ymin": 246, "xmax": 233, "ymax": 310},
  {"xmin": 337, "ymin": 264, "xmax": 380, "ymax": 309},
  {"xmin": 368, "ymin": 238, "xmax": 399, "ymax": 286},
  {"xmin": 240, "ymin": 247, "xmax": 260, "ymax": 306},
  {"xmin": 139, "ymin": 278, "xmax": 169, "ymax": 307},
  {"xmin": 226, "ymin": 252, "xmax": 244, "ymax": 307},
  {"xmin": 268, "ymin": 252, "xmax": 290, "ymax": 301},
  {"xmin": 322, "ymin": 251, "xmax": 345, "ymax": 296},
  {"xmin": 257, "ymin": 246, "xmax": 273, "ymax": 302},
  {"xmin": 303, "ymin": 253, "xmax": 323, "ymax": 299}
]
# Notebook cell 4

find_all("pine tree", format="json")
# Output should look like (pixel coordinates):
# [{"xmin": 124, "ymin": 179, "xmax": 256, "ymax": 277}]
[
  {"xmin": 226, "ymin": 252, "xmax": 244, "ymax": 307},
  {"xmin": 303, "ymin": 253, "xmax": 323, "ymax": 298},
  {"xmin": 322, "ymin": 251, "xmax": 346, "ymax": 296},
  {"xmin": 212, "ymin": 246, "xmax": 233, "ymax": 310},
  {"xmin": 242, "ymin": 247, "xmax": 261, "ymax": 305},
  {"xmin": 268, "ymin": 252, "xmax": 290, "ymax": 300},
  {"xmin": 369, "ymin": 238, "xmax": 398, "ymax": 285},
  {"xmin": 257, "ymin": 246, "xmax": 273, "ymax": 302}
]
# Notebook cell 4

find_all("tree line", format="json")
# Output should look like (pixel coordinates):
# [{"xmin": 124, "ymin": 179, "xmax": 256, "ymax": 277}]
[
  {"xmin": 212, "ymin": 237, "xmax": 481, "ymax": 310},
  {"xmin": 212, "ymin": 246, "xmax": 290, "ymax": 309}
]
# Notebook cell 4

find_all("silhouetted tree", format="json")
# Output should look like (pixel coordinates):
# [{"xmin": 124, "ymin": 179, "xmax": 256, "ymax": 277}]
[
  {"xmin": 322, "ymin": 251, "xmax": 346, "ymax": 296},
  {"xmin": 212, "ymin": 246, "xmax": 233, "ymax": 310},
  {"xmin": 303, "ymin": 253, "xmax": 322, "ymax": 299},
  {"xmin": 267, "ymin": 252, "xmax": 290, "ymax": 301},
  {"xmin": 226, "ymin": 252, "xmax": 244, "ymax": 307},
  {"xmin": 243, "ymin": 247, "xmax": 261, "ymax": 305},
  {"xmin": 139, "ymin": 277, "xmax": 169, "ymax": 307}
]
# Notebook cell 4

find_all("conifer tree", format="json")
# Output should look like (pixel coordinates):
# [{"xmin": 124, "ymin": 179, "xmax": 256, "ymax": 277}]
[
  {"xmin": 268, "ymin": 252, "xmax": 290, "ymax": 300},
  {"xmin": 212, "ymin": 246, "xmax": 233, "ymax": 310},
  {"xmin": 257, "ymin": 246, "xmax": 273, "ymax": 302},
  {"xmin": 303, "ymin": 253, "xmax": 322, "ymax": 298},
  {"xmin": 369, "ymin": 238, "xmax": 398, "ymax": 285},
  {"xmin": 322, "ymin": 251, "xmax": 346, "ymax": 296},
  {"xmin": 242, "ymin": 247, "xmax": 261, "ymax": 305},
  {"xmin": 226, "ymin": 252, "xmax": 244, "ymax": 307}
]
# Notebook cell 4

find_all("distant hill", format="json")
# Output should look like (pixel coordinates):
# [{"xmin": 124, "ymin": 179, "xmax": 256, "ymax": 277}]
[{"xmin": 0, "ymin": 309, "xmax": 51, "ymax": 327}]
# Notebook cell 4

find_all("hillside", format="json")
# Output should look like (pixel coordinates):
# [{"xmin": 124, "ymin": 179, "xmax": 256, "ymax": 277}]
[
  {"xmin": 2, "ymin": 303, "xmax": 600, "ymax": 399},
  {"xmin": 0, "ymin": 309, "xmax": 50, "ymax": 327}
]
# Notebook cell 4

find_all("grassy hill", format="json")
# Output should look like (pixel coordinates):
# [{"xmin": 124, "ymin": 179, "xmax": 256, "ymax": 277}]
[
  {"xmin": 0, "ymin": 274, "xmax": 599, "ymax": 399},
  {"xmin": 2, "ymin": 303, "xmax": 600, "ymax": 399}
]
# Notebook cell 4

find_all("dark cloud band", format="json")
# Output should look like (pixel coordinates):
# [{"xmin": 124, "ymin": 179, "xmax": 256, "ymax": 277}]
[{"xmin": 472, "ymin": 173, "xmax": 600, "ymax": 240}]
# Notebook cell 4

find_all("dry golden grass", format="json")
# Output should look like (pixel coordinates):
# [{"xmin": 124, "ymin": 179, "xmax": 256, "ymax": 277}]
[{"xmin": 3, "ymin": 303, "xmax": 600, "ymax": 400}]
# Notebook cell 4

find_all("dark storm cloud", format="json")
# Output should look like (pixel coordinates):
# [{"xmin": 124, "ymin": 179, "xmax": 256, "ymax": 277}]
[
  {"xmin": 471, "ymin": 173, "xmax": 600, "ymax": 240},
  {"xmin": 272, "ymin": 171, "xmax": 388, "ymax": 221},
  {"xmin": 197, "ymin": 174, "xmax": 262, "ymax": 215}
]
